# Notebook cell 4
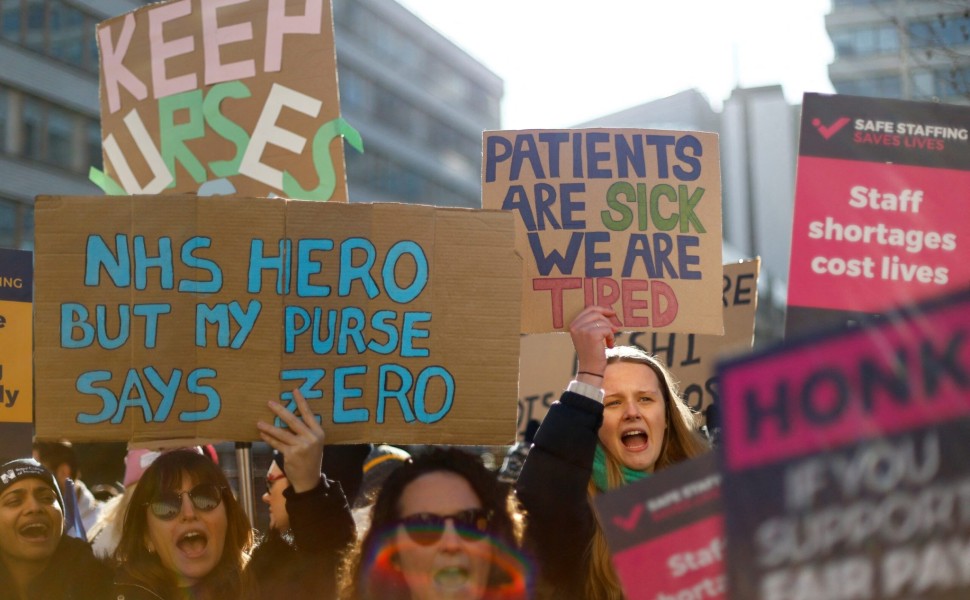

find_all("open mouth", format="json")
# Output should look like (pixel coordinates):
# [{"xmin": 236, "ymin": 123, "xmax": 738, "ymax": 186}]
[
  {"xmin": 433, "ymin": 566, "xmax": 471, "ymax": 591},
  {"xmin": 177, "ymin": 531, "xmax": 209, "ymax": 557},
  {"xmin": 621, "ymin": 429, "xmax": 648, "ymax": 450},
  {"xmin": 18, "ymin": 522, "xmax": 49, "ymax": 541}
]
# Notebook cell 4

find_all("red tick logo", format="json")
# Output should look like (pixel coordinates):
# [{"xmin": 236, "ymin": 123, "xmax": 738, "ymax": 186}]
[
  {"xmin": 612, "ymin": 504, "xmax": 644, "ymax": 532},
  {"xmin": 812, "ymin": 117, "xmax": 851, "ymax": 140}
]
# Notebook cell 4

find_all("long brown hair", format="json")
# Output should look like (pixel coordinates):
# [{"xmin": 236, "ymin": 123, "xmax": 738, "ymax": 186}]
[
  {"xmin": 585, "ymin": 346, "xmax": 710, "ymax": 600},
  {"xmin": 114, "ymin": 450, "xmax": 255, "ymax": 600}
]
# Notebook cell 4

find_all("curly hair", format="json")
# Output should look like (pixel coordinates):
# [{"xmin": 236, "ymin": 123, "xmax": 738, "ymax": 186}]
[
  {"xmin": 340, "ymin": 446, "xmax": 532, "ymax": 600},
  {"xmin": 114, "ymin": 450, "xmax": 255, "ymax": 600}
]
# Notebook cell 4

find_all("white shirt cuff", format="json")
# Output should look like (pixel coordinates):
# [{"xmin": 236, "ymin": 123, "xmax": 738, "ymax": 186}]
[{"xmin": 567, "ymin": 379, "xmax": 604, "ymax": 403}]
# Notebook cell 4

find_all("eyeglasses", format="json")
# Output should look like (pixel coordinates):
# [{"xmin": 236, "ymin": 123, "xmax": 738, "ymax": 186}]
[
  {"xmin": 265, "ymin": 472, "xmax": 287, "ymax": 494},
  {"xmin": 146, "ymin": 483, "xmax": 225, "ymax": 520},
  {"xmin": 397, "ymin": 509, "xmax": 491, "ymax": 546}
]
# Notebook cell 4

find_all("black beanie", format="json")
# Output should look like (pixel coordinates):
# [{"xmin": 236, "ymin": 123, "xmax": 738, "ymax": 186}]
[{"xmin": 0, "ymin": 458, "xmax": 65, "ymax": 511}]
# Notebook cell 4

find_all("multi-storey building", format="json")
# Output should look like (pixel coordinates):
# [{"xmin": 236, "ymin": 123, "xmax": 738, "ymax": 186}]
[
  {"xmin": 827, "ymin": 0, "xmax": 970, "ymax": 104},
  {"xmin": 0, "ymin": 0, "xmax": 130, "ymax": 249},
  {"xmin": 333, "ymin": 0, "xmax": 501, "ymax": 207},
  {"xmin": 0, "ymin": 0, "xmax": 501, "ymax": 249}
]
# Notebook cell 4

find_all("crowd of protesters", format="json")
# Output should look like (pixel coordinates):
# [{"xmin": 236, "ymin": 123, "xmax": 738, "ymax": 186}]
[{"xmin": 0, "ymin": 309, "xmax": 711, "ymax": 600}]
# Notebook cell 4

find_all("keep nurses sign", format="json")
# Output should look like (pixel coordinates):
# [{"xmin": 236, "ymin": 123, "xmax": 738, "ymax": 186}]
[
  {"xmin": 32, "ymin": 196, "xmax": 522, "ymax": 445},
  {"xmin": 92, "ymin": 0, "xmax": 360, "ymax": 200},
  {"xmin": 482, "ymin": 129, "xmax": 723, "ymax": 335}
]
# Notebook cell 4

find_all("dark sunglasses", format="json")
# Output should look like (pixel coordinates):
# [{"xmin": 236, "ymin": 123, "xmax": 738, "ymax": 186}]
[
  {"xmin": 265, "ymin": 472, "xmax": 287, "ymax": 494},
  {"xmin": 146, "ymin": 483, "xmax": 226, "ymax": 520},
  {"xmin": 398, "ymin": 509, "xmax": 491, "ymax": 546}
]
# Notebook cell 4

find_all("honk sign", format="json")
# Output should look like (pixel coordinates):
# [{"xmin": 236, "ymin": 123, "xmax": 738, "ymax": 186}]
[{"xmin": 92, "ymin": 0, "xmax": 360, "ymax": 200}]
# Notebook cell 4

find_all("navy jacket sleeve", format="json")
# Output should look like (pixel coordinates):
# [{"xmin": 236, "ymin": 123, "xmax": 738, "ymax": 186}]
[
  {"xmin": 284, "ymin": 476, "xmax": 356, "ymax": 554},
  {"xmin": 515, "ymin": 391, "xmax": 603, "ymax": 595}
]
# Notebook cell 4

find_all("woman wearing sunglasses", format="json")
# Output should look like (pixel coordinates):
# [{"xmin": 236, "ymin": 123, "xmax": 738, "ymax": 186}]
[
  {"xmin": 112, "ymin": 390, "xmax": 355, "ymax": 600},
  {"xmin": 516, "ymin": 306, "xmax": 710, "ymax": 600},
  {"xmin": 340, "ymin": 447, "xmax": 533, "ymax": 600}
]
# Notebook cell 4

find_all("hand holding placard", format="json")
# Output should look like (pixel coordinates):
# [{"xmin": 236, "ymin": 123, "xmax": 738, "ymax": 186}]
[{"xmin": 258, "ymin": 389, "xmax": 324, "ymax": 494}]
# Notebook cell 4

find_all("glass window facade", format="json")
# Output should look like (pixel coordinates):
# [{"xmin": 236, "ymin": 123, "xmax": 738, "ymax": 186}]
[
  {"xmin": 909, "ymin": 15, "xmax": 970, "ymax": 49},
  {"xmin": 344, "ymin": 146, "xmax": 474, "ymax": 207},
  {"xmin": 332, "ymin": 0, "xmax": 500, "ymax": 120},
  {"xmin": 935, "ymin": 67, "xmax": 970, "ymax": 99},
  {"xmin": 834, "ymin": 75, "xmax": 902, "ymax": 99},
  {"xmin": 0, "ymin": 88, "xmax": 7, "ymax": 154},
  {"xmin": 0, "ymin": 198, "xmax": 34, "ymax": 250},
  {"xmin": 831, "ymin": 25, "xmax": 899, "ymax": 57},
  {"xmin": 1, "ymin": 0, "xmax": 99, "ymax": 72},
  {"xmin": 0, "ymin": 84, "xmax": 99, "ymax": 173}
]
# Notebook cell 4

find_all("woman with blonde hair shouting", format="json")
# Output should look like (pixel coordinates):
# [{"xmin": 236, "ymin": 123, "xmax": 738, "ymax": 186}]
[{"xmin": 516, "ymin": 306, "xmax": 710, "ymax": 600}]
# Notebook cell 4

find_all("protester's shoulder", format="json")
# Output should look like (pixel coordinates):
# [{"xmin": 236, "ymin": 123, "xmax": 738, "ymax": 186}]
[
  {"xmin": 111, "ymin": 569, "xmax": 167, "ymax": 600},
  {"xmin": 57, "ymin": 536, "xmax": 114, "ymax": 596},
  {"xmin": 55, "ymin": 534, "xmax": 113, "ymax": 573},
  {"xmin": 32, "ymin": 535, "xmax": 114, "ymax": 600},
  {"xmin": 247, "ymin": 528, "xmax": 297, "ymax": 578}
]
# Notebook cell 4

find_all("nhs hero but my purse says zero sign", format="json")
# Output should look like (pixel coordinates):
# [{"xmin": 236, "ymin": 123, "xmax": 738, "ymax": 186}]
[
  {"xmin": 482, "ymin": 129, "xmax": 723, "ymax": 335},
  {"xmin": 91, "ymin": 0, "xmax": 360, "ymax": 200},
  {"xmin": 33, "ymin": 196, "xmax": 522, "ymax": 445}
]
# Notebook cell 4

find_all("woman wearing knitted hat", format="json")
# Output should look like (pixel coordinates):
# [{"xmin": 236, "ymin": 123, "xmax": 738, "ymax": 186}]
[
  {"xmin": 516, "ymin": 306, "xmax": 710, "ymax": 600},
  {"xmin": 0, "ymin": 458, "xmax": 111, "ymax": 599}
]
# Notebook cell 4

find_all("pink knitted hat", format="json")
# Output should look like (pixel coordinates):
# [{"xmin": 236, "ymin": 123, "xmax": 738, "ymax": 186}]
[{"xmin": 123, "ymin": 446, "xmax": 204, "ymax": 487}]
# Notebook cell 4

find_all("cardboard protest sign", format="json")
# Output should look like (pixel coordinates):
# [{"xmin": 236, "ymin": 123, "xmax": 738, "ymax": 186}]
[
  {"xmin": 0, "ymin": 249, "xmax": 34, "ymax": 461},
  {"xmin": 786, "ymin": 93, "xmax": 970, "ymax": 337},
  {"xmin": 718, "ymin": 287, "xmax": 970, "ymax": 599},
  {"xmin": 32, "ymin": 196, "xmax": 522, "ymax": 445},
  {"xmin": 91, "ymin": 0, "xmax": 360, "ymax": 200},
  {"xmin": 593, "ymin": 454, "xmax": 725, "ymax": 600},
  {"xmin": 514, "ymin": 259, "xmax": 758, "ymax": 439},
  {"xmin": 482, "ymin": 129, "xmax": 723, "ymax": 335}
]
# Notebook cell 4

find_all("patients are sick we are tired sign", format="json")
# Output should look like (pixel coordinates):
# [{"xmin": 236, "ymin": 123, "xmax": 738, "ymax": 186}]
[
  {"xmin": 482, "ymin": 129, "xmax": 723, "ymax": 335},
  {"xmin": 92, "ymin": 0, "xmax": 360, "ymax": 200}
]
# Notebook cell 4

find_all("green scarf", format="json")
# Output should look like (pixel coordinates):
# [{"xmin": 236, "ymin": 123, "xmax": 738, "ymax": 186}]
[{"xmin": 592, "ymin": 444, "xmax": 650, "ymax": 492}]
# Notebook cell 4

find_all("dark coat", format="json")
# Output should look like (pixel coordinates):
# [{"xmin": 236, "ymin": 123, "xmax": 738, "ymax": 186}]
[
  {"xmin": 515, "ymin": 391, "xmax": 604, "ymax": 600},
  {"xmin": 0, "ymin": 534, "xmax": 112, "ymax": 600},
  {"xmin": 247, "ymin": 477, "xmax": 356, "ymax": 600}
]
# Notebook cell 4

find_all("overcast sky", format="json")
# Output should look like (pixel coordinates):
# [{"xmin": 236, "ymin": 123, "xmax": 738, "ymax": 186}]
[{"xmin": 396, "ymin": 0, "xmax": 836, "ymax": 128}]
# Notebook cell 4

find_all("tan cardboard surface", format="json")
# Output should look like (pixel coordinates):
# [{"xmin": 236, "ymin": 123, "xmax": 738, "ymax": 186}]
[
  {"xmin": 33, "ymin": 196, "xmax": 521, "ymax": 445},
  {"xmin": 95, "ymin": 0, "xmax": 353, "ymax": 200},
  {"xmin": 483, "ymin": 129, "xmax": 723, "ymax": 335},
  {"xmin": 515, "ymin": 259, "xmax": 758, "ymax": 438}
]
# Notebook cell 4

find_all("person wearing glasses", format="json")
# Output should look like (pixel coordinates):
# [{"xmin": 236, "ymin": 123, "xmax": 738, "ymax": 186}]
[
  {"xmin": 516, "ymin": 306, "xmax": 710, "ymax": 600},
  {"xmin": 246, "ymin": 446, "xmax": 357, "ymax": 600},
  {"xmin": 339, "ymin": 446, "xmax": 533, "ymax": 600},
  {"xmin": 0, "ymin": 458, "xmax": 111, "ymax": 599},
  {"xmin": 112, "ymin": 390, "xmax": 355, "ymax": 600}
]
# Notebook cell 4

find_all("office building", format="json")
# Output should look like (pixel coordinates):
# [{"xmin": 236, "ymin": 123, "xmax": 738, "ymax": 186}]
[
  {"xmin": 827, "ymin": 0, "xmax": 970, "ymax": 104},
  {"xmin": 0, "ymin": 0, "xmax": 131, "ymax": 249},
  {"xmin": 0, "ymin": 0, "xmax": 502, "ymax": 249},
  {"xmin": 333, "ymin": 0, "xmax": 502, "ymax": 207}
]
